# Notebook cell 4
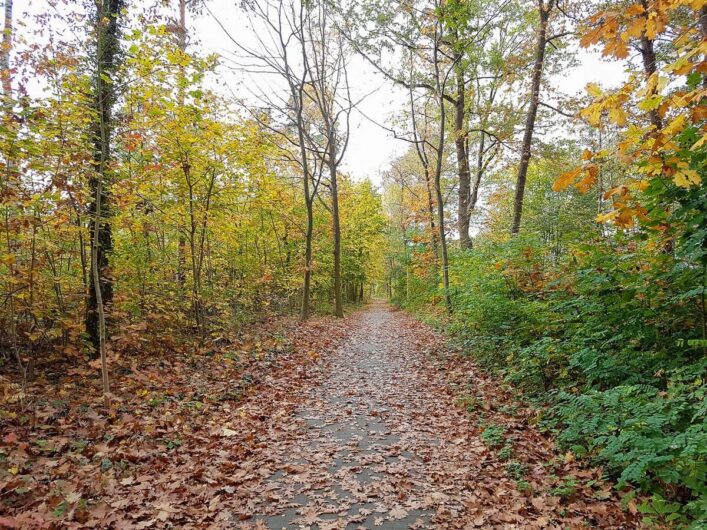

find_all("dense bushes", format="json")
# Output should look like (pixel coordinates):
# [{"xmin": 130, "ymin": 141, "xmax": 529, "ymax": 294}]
[
  {"xmin": 403, "ymin": 232, "xmax": 706, "ymax": 526},
  {"xmin": 385, "ymin": 141, "xmax": 706, "ymax": 526}
]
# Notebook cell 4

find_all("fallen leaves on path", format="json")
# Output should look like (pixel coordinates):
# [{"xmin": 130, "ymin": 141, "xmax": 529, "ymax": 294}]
[
  {"xmin": 0, "ymin": 316, "xmax": 352, "ymax": 529},
  {"xmin": 1, "ymin": 303, "xmax": 639, "ymax": 529}
]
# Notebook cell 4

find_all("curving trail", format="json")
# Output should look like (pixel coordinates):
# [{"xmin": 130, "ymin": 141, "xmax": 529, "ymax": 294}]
[{"xmin": 234, "ymin": 301, "xmax": 637, "ymax": 530}]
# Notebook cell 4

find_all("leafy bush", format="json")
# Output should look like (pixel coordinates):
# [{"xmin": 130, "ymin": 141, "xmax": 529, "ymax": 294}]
[{"xmin": 407, "ymin": 232, "xmax": 707, "ymax": 527}]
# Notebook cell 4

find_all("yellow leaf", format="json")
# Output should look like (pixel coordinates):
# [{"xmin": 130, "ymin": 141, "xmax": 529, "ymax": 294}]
[
  {"xmin": 581, "ymin": 106, "xmax": 603, "ymax": 126},
  {"xmin": 663, "ymin": 114, "xmax": 687, "ymax": 137},
  {"xmin": 575, "ymin": 164, "xmax": 599, "ymax": 193},
  {"xmin": 636, "ymin": 180, "xmax": 650, "ymax": 191},
  {"xmin": 609, "ymin": 107, "xmax": 627, "ymax": 126},
  {"xmin": 575, "ymin": 172, "xmax": 597, "ymax": 193},
  {"xmin": 645, "ymin": 13, "xmax": 659, "ymax": 40},
  {"xmin": 625, "ymin": 3, "xmax": 645, "ymax": 16},
  {"xmin": 673, "ymin": 169, "xmax": 701, "ymax": 188},
  {"xmin": 616, "ymin": 208, "xmax": 637, "ymax": 228},
  {"xmin": 623, "ymin": 19, "xmax": 644, "ymax": 40},
  {"xmin": 586, "ymin": 83, "xmax": 602, "ymax": 97},
  {"xmin": 596, "ymin": 211, "xmax": 614, "ymax": 223},
  {"xmin": 638, "ymin": 94, "xmax": 663, "ymax": 111},
  {"xmin": 691, "ymin": 132, "xmax": 707, "ymax": 150}
]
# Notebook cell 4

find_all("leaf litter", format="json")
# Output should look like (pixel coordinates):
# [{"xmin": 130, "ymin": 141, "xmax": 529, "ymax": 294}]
[{"xmin": 0, "ymin": 302, "xmax": 638, "ymax": 529}]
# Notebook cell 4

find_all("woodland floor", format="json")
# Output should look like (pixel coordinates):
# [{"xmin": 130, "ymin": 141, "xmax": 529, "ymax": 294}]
[{"xmin": 1, "ymin": 302, "xmax": 640, "ymax": 529}]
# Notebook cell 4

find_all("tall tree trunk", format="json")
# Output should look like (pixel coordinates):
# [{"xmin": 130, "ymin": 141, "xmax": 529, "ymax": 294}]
[
  {"xmin": 423, "ymin": 167, "xmax": 438, "ymax": 254},
  {"xmin": 454, "ymin": 63, "xmax": 472, "ymax": 250},
  {"xmin": 297, "ymin": 112, "xmax": 313, "ymax": 321},
  {"xmin": 433, "ymin": 27, "xmax": 451, "ymax": 313},
  {"xmin": 176, "ymin": 0, "xmax": 187, "ymax": 287},
  {"xmin": 90, "ymin": 0, "xmax": 121, "ymax": 404},
  {"xmin": 302, "ymin": 193, "xmax": 313, "ymax": 320},
  {"xmin": 638, "ymin": 0, "xmax": 663, "ymax": 129},
  {"xmin": 0, "ymin": 0, "xmax": 12, "ymax": 102},
  {"xmin": 471, "ymin": 131, "xmax": 485, "ymax": 211},
  {"xmin": 434, "ymin": 165, "xmax": 451, "ymax": 313},
  {"xmin": 329, "ymin": 156, "xmax": 343, "ymax": 318},
  {"xmin": 86, "ymin": 0, "xmax": 121, "ymax": 354},
  {"xmin": 91, "ymin": 160, "xmax": 109, "ymax": 406},
  {"xmin": 511, "ymin": 0, "xmax": 551, "ymax": 235},
  {"xmin": 0, "ymin": 0, "xmax": 22, "ymax": 390}
]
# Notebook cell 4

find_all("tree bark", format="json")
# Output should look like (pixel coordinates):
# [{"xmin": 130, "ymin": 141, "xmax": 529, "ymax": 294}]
[
  {"xmin": 454, "ymin": 61, "xmax": 472, "ymax": 250},
  {"xmin": 432, "ymin": 22, "xmax": 451, "ymax": 313},
  {"xmin": 511, "ymin": 0, "xmax": 551, "ymax": 235},
  {"xmin": 0, "ymin": 0, "xmax": 12, "ymax": 102},
  {"xmin": 90, "ymin": 0, "xmax": 122, "ymax": 404},
  {"xmin": 296, "ymin": 99, "xmax": 313, "ymax": 320},
  {"xmin": 637, "ymin": 0, "xmax": 663, "ymax": 130},
  {"xmin": 329, "ymin": 156, "xmax": 344, "ymax": 317},
  {"xmin": 301, "ymin": 192, "xmax": 313, "ymax": 320},
  {"xmin": 87, "ymin": 0, "xmax": 121, "ymax": 353},
  {"xmin": 176, "ymin": 0, "xmax": 187, "ymax": 287},
  {"xmin": 471, "ymin": 131, "xmax": 485, "ymax": 212},
  {"xmin": 423, "ymin": 169, "xmax": 438, "ymax": 254}
]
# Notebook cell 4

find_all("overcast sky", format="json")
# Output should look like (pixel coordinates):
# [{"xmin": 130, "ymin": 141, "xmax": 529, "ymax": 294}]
[
  {"xmin": 21, "ymin": 0, "xmax": 628, "ymax": 184},
  {"xmin": 190, "ymin": 1, "xmax": 627, "ymax": 184}
]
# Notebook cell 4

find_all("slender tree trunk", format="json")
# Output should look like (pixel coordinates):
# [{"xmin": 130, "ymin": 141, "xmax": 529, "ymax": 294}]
[
  {"xmin": 0, "ymin": 0, "xmax": 20, "ymax": 384},
  {"xmin": 297, "ymin": 103, "xmax": 313, "ymax": 320},
  {"xmin": 90, "ymin": 0, "xmax": 121, "ymax": 405},
  {"xmin": 329, "ymin": 156, "xmax": 343, "ymax": 317},
  {"xmin": 434, "ymin": 167, "xmax": 451, "ymax": 313},
  {"xmin": 91, "ymin": 168, "xmax": 109, "ymax": 407},
  {"xmin": 302, "ymin": 193, "xmax": 313, "ymax": 320},
  {"xmin": 0, "ymin": 0, "xmax": 12, "ymax": 103},
  {"xmin": 638, "ymin": 0, "xmax": 663, "ymax": 130},
  {"xmin": 423, "ymin": 167, "xmax": 438, "ymax": 254},
  {"xmin": 296, "ymin": 113, "xmax": 313, "ymax": 320},
  {"xmin": 87, "ymin": 0, "xmax": 121, "ymax": 353},
  {"xmin": 176, "ymin": 0, "xmax": 187, "ymax": 287},
  {"xmin": 511, "ymin": 0, "xmax": 551, "ymax": 235},
  {"xmin": 454, "ymin": 63, "xmax": 472, "ymax": 250},
  {"xmin": 471, "ymin": 131, "xmax": 485, "ymax": 212},
  {"xmin": 432, "ymin": 27, "xmax": 451, "ymax": 313}
]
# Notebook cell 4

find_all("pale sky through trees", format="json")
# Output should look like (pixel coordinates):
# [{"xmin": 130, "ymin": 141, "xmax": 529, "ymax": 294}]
[
  {"xmin": 193, "ymin": 0, "xmax": 627, "ymax": 184},
  {"xmin": 22, "ymin": 0, "xmax": 627, "ymax": 184}
]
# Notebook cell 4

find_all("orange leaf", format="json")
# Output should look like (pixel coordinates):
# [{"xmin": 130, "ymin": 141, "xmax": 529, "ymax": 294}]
[{"xmin": 552, "ymin": 167, "xmax": 581, "ymax": 191}]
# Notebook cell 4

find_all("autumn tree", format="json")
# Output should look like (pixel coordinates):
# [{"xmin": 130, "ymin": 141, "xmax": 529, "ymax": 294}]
[
  {"xmin": 510, "ymin": 0, "xmax": 558, "ymax": 234},
  {"xmin": 86, "ymin": 0, "xmax": 123, "ymax": 378},
  {"xmin": 440, "ymin": 0, "xmax": 522, "ymax": 248},
  {"xmin": 211, "ymin": 0, "xmax": 328, "ymax": 320},
  {"xmin": 300, "ymin": 1, "xmax": 355, "ymax": 318}
]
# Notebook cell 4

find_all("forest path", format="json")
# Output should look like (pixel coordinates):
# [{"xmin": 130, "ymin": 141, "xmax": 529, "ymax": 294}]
[{"xmin": 237, "ymin": 301, "xmax": 636, "ymax": 530}]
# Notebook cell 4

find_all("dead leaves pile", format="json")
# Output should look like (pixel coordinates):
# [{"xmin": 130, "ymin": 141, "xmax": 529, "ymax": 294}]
[
  {"xmin": 225, "ymin": 303, "xmax": 639, "ymax": 529},
  {"xmin": 0, "ymin": 316, "xmax": 352, "ymax": 529},
  {"xmin": 0, "ymin": 303, "xmax": 639, "ymax": 529}
]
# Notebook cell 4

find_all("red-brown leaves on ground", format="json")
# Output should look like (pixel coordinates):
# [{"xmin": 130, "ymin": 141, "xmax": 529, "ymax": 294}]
[{"xmin": 1, "ymin": 304, "xmax": 638, "ymax": 529}]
